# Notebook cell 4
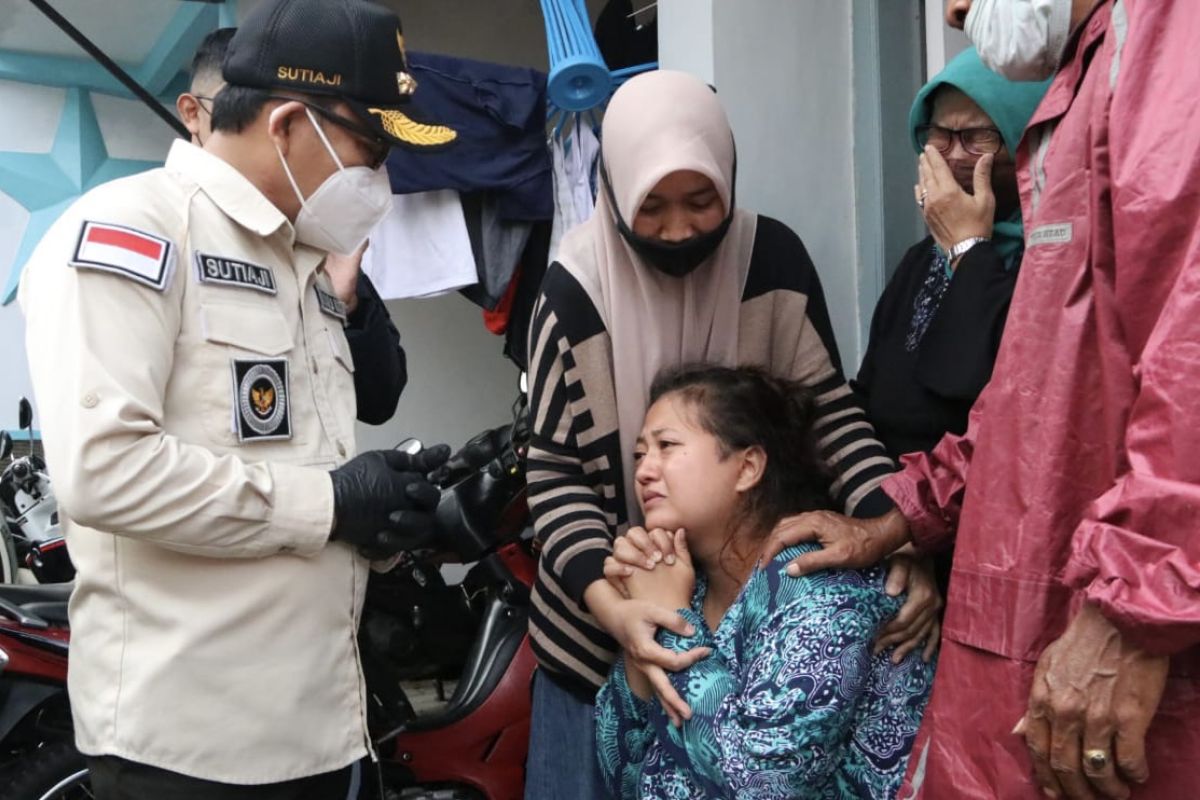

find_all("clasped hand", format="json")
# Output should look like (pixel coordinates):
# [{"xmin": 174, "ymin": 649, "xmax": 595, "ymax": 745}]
[{"xmin": 588, "ymin": 527, "xmax": 707, "ymax": 728}]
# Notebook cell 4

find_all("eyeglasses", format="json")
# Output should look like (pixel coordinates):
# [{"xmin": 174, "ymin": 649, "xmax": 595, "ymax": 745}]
[
  {"xmin": 191, "ymin": 94, "xmax": 215, "ymax": 115},
  {"xmin": 268, "ymin": 95, "xmax": 391, "ymax": 170},
  {"xmin": 916, "ymin": 124, "xmax": 1004, "ymax": 156}
]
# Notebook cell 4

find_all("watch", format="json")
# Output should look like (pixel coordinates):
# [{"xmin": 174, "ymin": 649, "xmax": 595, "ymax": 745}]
[{"xmin": 949, "ymin": 236, "xmax": 990, "ymax": 261}]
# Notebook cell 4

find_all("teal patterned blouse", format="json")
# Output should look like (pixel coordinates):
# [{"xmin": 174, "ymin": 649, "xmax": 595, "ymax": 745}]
[{"xmin": 595, "ymin": 544, "xmax": 934, "ymax": 799}]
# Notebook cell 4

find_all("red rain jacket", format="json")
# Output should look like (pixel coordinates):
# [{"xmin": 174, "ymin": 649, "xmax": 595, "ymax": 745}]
[{"xmin": 889, "ymin": 2, "xmax": 1200, "ymax": 796}]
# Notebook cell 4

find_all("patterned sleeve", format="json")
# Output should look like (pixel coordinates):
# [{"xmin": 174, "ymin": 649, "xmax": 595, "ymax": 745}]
[
  {"xmin": 595, "ymin": 657, "xmax": 656, "ymax": 800},
  {"xmin": 651, "ymin": 569, "xmax": 903, "ymax": 799}
]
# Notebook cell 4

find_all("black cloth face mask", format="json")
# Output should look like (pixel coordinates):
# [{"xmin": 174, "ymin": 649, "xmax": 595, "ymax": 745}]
[{"xmin": 601, "ymin": 160, "xmax": 737, "ymax": 278}]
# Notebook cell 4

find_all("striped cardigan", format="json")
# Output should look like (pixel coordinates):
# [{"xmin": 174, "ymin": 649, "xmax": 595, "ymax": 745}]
[{"xmin": 526, "ymin": 216, "xmax": 895, "ymax": 692}]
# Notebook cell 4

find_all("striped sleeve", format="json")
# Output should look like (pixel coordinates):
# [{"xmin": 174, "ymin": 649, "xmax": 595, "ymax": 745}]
[
  {"xmin": 745, "ymin": 216, "xmax": 896, "ymax": 518},
  {"xmin": 525, "ymin": 282, "xmax": 614, "ymax": 605},
  {"xmin": 797, "ymin": 276, "xmax": 894, "ymax": 517}
]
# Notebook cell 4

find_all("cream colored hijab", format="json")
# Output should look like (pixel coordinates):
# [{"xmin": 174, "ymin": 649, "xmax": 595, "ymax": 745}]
[{"xmin": 557, "ymin": 70, "xmax": 758, "ymax": 524}]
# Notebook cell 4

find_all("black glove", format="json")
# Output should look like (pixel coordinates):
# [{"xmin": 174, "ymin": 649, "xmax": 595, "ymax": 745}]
[{"xmin": 329, "ymin": 446, "xmax": 450, "ymax": 552}]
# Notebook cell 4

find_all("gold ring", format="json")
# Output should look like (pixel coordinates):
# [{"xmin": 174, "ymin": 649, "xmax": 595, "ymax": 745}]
[{"xmin": 1084, "ymin": 749, "xmax": 1109, "ymax": 771}]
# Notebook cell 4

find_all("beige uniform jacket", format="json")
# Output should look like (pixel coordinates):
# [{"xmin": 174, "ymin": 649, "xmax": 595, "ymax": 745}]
[{"xmin": 18, "ymin": 140, "xmax": 372, "ymax": 783}]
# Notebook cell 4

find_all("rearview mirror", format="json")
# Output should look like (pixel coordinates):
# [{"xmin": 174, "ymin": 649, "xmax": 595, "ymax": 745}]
[
  {"xmin": 0, "ymin": 431, "xmax": 11, "ymax": 461},
  {"xmin": 17, "ymin": 398, "xmax": 32, "ymax": 431}
]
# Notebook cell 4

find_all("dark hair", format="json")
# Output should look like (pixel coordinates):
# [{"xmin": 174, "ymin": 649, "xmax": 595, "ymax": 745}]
[
  {"xmin": 209, "ymin": 85, "xmax": 337, "ymax": 135},
  {"xmin": 648, "ymin": 365, "xmax": 832, "ymax": 538},
  {"xmin": 189, "ymin": 27, "xmax": 236, "ymax": 88}
]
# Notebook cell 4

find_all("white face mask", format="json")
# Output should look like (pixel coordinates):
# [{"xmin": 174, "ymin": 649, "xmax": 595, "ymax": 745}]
[
  {"xmin": 965, "ymin": 0, "xmax": 1073, "ymax": 81},
  {"xmin": 274, "ymin": 107, "xmax": 392, "ymax": 255}
]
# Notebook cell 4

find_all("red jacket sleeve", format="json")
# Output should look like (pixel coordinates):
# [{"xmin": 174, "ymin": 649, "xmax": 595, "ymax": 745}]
[
  {"xmin": 881, "ymin": 395, "xmax": 987, "ymax": 554},
  {"xmin": 1063, "ymin": 0, "xmax": 1200, "ymax": 657}
]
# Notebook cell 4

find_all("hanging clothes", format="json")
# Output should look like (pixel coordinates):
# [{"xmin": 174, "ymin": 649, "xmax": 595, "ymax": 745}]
[
  {"xmin": 549, "ymin": 123, "xmax": 601, "ymax": 262},
  {"xmin": 458, "ymin": 191, "xmax": 533, "ymax": 311},
  {"xmin": 360, "ymin": 190, "xmax": 476, "ymax": 300},
  {"xmin": 385, "ymin": 52, "xmax": 553, "ymax": 222}
]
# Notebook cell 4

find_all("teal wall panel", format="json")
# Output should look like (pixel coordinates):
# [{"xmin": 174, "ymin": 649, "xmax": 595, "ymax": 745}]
[{"xmin": 0, "ymin": 2, "xmax": 235, "ymax": 304}]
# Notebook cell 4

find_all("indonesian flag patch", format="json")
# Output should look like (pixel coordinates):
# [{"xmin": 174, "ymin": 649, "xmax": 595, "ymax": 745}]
[{"xmin": 69, "ymin": 221, "xmax": 175, "ymax": 291}]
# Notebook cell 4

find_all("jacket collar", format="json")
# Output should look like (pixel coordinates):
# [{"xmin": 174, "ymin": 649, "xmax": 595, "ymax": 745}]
[{"xmin": 165, "ymin": 140, "xmax": 293, "ymax": 241}]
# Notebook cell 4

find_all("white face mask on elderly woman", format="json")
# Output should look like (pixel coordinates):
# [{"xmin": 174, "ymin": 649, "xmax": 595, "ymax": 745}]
[
  {"xmin": 965, "ymin": 0, "xmax": 1073, "ymax": 81},
  {"xmin": 273, "ymin": 107, "xmax": 393, "ymax": 255}
]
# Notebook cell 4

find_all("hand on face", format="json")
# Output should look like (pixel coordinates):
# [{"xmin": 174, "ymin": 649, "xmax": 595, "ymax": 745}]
[
  {"xmin": 323, "ymin": 240, "xmax": 368, "ymax": 312},
  {"xmin": 917, "ymin": 145, "xmax": 996, "ymax": 258},
  {"xmin": 1015, "ymin": 604, "xmax": 1169, "ymax": 800}
]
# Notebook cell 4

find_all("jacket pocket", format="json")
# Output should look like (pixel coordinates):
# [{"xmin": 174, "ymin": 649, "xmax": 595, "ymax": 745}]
[{"xmin": 199, "ymin": 302, "xmax": 301, "ymax": 446}]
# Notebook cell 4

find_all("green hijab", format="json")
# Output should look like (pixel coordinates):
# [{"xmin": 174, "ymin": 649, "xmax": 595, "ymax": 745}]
[{"xmin": 908, "ymin": 47, "xmax": 1051, "ymax": 266}]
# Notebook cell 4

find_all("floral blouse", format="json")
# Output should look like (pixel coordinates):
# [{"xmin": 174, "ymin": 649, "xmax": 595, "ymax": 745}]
[{"xmin": 595, "ymin": 544, "xmax": 934, "ymax": 799}]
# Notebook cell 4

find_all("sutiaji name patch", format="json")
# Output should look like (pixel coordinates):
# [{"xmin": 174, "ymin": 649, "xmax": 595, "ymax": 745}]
[
  {"xmin": 195, "ymin": 252, "xmax": 277, "ymax": 294},
  {"xmin": 315, "ymin": 285, "xmax": 347, "ymax": 322},
  {"xmin": 231, "ymin": 358, "xmax": 291, "ymax": 442}
]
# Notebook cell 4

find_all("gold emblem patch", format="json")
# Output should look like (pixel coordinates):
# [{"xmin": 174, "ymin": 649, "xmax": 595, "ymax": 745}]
[
  {"xmin": 251, "ymin": 385, "xmax": 275, "ymax": 416},
  {"xmin": 232, "ymin": 359, "xmax": 291, "ymax": 442},
  {"xmin": 368, "ymin": 108, "xmax": 457, "ymax": 146}
]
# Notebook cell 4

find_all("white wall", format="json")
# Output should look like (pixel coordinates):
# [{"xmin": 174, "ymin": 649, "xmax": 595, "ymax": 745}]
[
  {"xmin": 658, "ymin": 0, "xmax": 865, "ymax": 364},
  {"xmin": 657, "ymin": 0, "xmax": 928, "ymax": 371},
  {"xmin": 657, "ymin": 0, "xmax": 714, "ymax": 85},
  {"xmin": 925, "ymin": 0, "xmax": 972, "ymax": 73},
  {"xmin": 358, "ymin": 296, "xmax": 520, "ymax": 451},
  {"xmin": 717, "ymin": 1, "xmax": 863, "ymax": 360}
]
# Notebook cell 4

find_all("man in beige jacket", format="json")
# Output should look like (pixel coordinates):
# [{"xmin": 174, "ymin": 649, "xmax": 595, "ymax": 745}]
[{"xmin": 18, "ymin": 0, "xmax": 457, "ymax": 797}]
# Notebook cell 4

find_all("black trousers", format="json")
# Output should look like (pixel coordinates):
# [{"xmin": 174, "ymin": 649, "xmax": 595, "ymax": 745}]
[{"xmin": 87, "ymin": 756, "xmax": 354, "ymax": 800}]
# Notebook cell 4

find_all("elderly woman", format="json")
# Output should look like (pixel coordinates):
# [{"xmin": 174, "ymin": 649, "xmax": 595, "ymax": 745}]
[
  {"xmin": 522, "ymin": 71, "xmax": 942, "ymax": 799},
  {"xmin": 854, "ymin": 47, "xmax": 1050, "ymax": 461}
]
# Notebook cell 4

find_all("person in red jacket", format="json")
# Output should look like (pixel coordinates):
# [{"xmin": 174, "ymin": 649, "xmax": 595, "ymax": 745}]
[{"xmin": 764, "ymin": 1, "xmax": 1200, "ymax": 797}]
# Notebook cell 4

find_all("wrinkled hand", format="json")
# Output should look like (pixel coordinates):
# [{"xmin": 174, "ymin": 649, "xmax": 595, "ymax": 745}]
[
  {"xmin": 1014, "ymin": 603, "xmax": 1169, "ymax": 800},
  {"xmin": 328, "ymin": 445, "xmax": 450, "ymax": 555},
  {"xmin": 603, "ymin": 527, "xmax": 682, "ymax": 595},
  {"xmin": 760, "ymin": 508, "xmax": 911, "ymax": 578},
  {"xmin": 323, "ymin": 240, "xmax": 368, "ymax": 314},
  {"xmin": 916, "ymin": 145, "xmax": 995, "ymax": 258},
  {"xmin": 874, "ymin": 552, "xmax": 942, "ymax": 663},
  {"xmin": 586, "ymin": 579, "xmax": 710, "ymax": 727}
]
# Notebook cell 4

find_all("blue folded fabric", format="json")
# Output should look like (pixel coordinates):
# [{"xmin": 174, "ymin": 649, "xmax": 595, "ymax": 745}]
[{"xmin": 386, "ymin": 52, "xmax": 553, "ymax": 222}]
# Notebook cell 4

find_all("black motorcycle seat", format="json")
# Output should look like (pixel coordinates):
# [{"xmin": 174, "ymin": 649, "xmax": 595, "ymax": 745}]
[{"xmin": 0, "ymin": 582, "xmax": 73, "ymax": 606}]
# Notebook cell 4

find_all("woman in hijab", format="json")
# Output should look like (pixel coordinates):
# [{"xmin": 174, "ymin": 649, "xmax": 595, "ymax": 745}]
[
  {"xmin": 854, "ymin": 48, "xmax": 1051, "ymax": 462},
  {"xmin": 523, "ymin": 70, "xmax": 936, "ymax": 799}
]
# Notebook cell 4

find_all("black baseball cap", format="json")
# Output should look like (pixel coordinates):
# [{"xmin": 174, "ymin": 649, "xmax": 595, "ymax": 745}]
[{"xmin": 223, "ymin": 0, "xmax": 456, "ymax": 149}]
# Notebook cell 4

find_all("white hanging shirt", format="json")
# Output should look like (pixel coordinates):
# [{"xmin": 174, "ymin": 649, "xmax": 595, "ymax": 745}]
[{"xmin": 361, "ymin": 190, "xmax": 477, "ymax": 300}]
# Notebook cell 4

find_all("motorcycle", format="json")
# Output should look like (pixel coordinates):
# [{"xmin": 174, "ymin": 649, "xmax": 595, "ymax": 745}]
[
  {"xmin": 0, "ymin": 398, "xmax": 536, "ymax": 800},
  {"xmin": 0, "ymin": 398, "xmax": 73, "ymax": 585}
]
